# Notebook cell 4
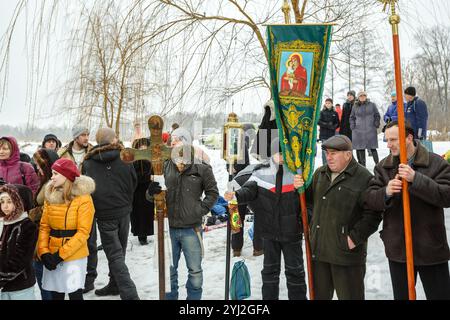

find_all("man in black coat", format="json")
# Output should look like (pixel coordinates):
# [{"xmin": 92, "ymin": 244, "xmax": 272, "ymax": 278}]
[
  {"xmin": 340, "ymin": 90, "xmax": 356, "ymax": 140},
  {"xmin": 225, "ymin": 139, "xmax": 307, "ymax": 300},
  {"xmin": 366, "ymin": 121, "xmax": 450, "ymax": 300},
  {"xmin": 82, "ymin": 127, "xmax": 139, "ymax": 300}
]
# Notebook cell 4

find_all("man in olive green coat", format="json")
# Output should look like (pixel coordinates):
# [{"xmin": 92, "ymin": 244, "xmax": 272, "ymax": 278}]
[{"xmin": 294, "ymin": 135, "xmax": 381, "ymax": 299}]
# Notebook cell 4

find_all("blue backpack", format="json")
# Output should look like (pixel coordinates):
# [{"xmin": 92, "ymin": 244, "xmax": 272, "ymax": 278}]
[{"xmin": 230, "ymin": 260, "xmax": 251, "ymax": 300}]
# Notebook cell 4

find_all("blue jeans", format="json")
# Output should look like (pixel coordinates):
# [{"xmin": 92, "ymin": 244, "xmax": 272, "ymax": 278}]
[
  {"xmin": 0, "ymin": 286, "xmax": 35, "ymax": 300},
  {"xmin": 165, "ymin": 227, "xmax": 203, "ymax": 300},
  {"xmin": 33, "ymin": 260, "xmax": 53, "ymax": 300}
]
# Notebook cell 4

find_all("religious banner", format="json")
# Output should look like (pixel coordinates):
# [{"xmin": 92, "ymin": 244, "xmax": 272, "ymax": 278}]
[{"xmin": 267, "ymin": 24, "xmax": 332, "ymax": 191}]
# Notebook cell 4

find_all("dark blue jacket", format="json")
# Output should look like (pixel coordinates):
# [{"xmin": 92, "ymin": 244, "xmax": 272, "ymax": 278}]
[
  {"xmin": 405, "ymin": 97, "xmax": 428, "ymax": 139},
  {"xmin": 384, "ymin": 101, "xmax": 406, "ymax": 123}
]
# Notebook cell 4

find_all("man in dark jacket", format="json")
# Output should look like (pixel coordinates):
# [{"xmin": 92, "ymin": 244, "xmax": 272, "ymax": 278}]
[
  {"xmin": 318, "ymin": 98, "xmax": 340, "ymax": 165},
  {"xmin": 294, "ymin": 135, "xmax": 381, "ymax": 300},
  {"xmin": 147, "ymin": 130, "xmax": 218, "ymax": 300},
  {"xmin": 340, "ymin": 90, "xmax": 356, "ymax": 140},
  {"xmin": 366, "ymin": 121, "xmax": 450, "ymax": 300},
  {"xmin": 225, "ymin": 139, "xmax": 307, "ymax": 300},
  {"xmin": 82, "ymin": 127, "xmax": 139, "ymax": 300},
  {"xmin": 404, "ymin": 86, "xmax": 429, "ymax": 140}
]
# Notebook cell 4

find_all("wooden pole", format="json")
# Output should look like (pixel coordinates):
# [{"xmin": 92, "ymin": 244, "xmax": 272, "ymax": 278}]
[
  {"xmin": 298, "ymin": 170, "xmax": 315, "ymax": 300},
  {"xmin": 385, "ymin": 0, "xmax": 416, "ymax": 300}
]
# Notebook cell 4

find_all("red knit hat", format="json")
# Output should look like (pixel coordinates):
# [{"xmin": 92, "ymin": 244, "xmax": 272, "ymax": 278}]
[{"xmin": 51, "ymin": 158, "xmax": 80, "ymax": 182}]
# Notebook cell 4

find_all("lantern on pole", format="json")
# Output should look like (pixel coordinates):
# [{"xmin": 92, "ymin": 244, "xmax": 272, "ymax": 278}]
[{"xmin": 222, "ymin": 112, "xmax": 245, "ymax": 300}]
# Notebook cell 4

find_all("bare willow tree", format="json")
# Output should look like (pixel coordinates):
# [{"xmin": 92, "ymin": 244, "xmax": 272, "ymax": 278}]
[
  {"xmin": 1, "ymin": 0, "xmax": 382, "ymax": 133},
  {"xmin": 60, "ymin": 1, "xmax": 165, "ymax": 137}
]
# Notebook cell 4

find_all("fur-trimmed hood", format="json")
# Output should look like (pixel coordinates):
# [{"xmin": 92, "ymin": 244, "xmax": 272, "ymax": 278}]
[
  {"xmin": 84, "ymin": 143, "xmax": 123, "ymax": 162},
  {"xmin": 45, "ymin": 175, "xmax": 95, "ymax": 204}
]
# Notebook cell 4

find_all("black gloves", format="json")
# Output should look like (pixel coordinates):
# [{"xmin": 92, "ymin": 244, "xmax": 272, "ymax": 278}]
[
  {"xmin": 41, "ymin": 252, "xmax": 63, "ymax": 271},
  {"xmin": 147, "ymin": 181, "xmax": 162, "ymax": 196}
]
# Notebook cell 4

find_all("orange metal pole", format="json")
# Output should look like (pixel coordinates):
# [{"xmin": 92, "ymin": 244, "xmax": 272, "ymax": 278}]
[{"xmin": 390, "ymin": 14, "xmax": 416, "ymax": 300}]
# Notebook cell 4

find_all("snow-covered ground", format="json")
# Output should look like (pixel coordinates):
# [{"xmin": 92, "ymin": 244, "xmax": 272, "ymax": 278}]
[{"xmin": 3, "ymin": 137, "xmax": 450, "ymax": 300}]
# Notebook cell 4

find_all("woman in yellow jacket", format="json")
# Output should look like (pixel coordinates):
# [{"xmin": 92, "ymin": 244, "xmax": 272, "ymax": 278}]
[{"xmin": 38, "ymin": 158, "xmax": 95, "ymax": 300}]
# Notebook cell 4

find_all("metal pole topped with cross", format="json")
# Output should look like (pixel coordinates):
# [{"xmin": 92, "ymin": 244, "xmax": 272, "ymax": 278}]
[{"xmin": 120, "ymin": 115, "xmax": 171, "ymax": 300}]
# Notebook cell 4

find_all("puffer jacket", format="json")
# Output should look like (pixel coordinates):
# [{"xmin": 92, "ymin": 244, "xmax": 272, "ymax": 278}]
[
  {"xmin": 37, "ymin": 175, "xmax": 95, "ymax": 262},
  {"xmin": 0, "ymin": 136, "xmax": 40, "ymax": 195}
]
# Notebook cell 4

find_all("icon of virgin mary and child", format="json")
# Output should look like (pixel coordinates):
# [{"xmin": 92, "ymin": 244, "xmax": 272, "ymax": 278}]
[{"xmin": 279, "ymin": 53, "xmax": 308, "ymax": 97}]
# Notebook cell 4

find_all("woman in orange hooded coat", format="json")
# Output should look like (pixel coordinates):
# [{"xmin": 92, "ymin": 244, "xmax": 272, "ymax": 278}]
[{"xmin": 38, "ymin": 158, "xmax": 95, "ymax": 300}]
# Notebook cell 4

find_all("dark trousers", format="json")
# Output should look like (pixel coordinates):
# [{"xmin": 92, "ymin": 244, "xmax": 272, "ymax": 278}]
[
  {"xmin": 231, "ymin": 205, "xmax": 263, "ymax": 252},
  {"xmin": 261, "ymin": 238, "xmax": 307, "ymax": 300},
  {"xmin": 51, "ymin": 289, "xmax": 83, "ymax": 300},
  {"xmin": 388, "ymin": 260, "xmax": 450, "ymax": 300},
  {"xmin": 313, "ymin": 260, "xmax": 366, "ymax": 300},
  {"xmin": 33, "ymin": 260, "xmax": 52, "ymax": 300},
  {"xmin": 356, "ymin": 149, "xmax": 379, "ymax": 167},
  {"xmin": 97, "ymin": 214, "xmax": 139, "ymax": 300},
  {"xmin": 86, "ymin": 218, "xmax": 98, "ymax": 286}
]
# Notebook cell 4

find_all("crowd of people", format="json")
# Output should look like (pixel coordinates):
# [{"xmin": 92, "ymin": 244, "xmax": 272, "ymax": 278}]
[{"xmin": 1, "ymin": 84, "xmax": 449, "ymax": 301}]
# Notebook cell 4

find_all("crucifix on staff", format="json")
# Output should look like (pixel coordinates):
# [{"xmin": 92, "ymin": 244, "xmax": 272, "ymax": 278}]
[{"xmin": 121, "ymin": 115, "xmax": 172, "ymax": 300}]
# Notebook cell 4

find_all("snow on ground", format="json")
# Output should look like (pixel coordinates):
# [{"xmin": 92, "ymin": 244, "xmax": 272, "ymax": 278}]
[{"xmin": 4, "ymin": 137, "xmax": 450, "ymax": 300}]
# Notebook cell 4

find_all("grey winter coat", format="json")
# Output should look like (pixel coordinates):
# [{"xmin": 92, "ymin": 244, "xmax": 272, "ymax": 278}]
[{"xmin": 349, "ymin": 100, "xmax": 380, "ymax": 150}]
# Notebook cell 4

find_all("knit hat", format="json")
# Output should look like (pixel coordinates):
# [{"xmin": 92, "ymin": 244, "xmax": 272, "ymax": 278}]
[
  {"xmin": 72, "ymin": 126, "xmax": 89, "ymax": 140},
  {"xmin": 404, "ymin": 86, "xmax": 416, "ymax": 96},
  {"xmin": 0, "ymin": 184, "xmax": 33, "ymax": 221},
  {"xmin": 51, "ymin": 158, "xmax": 80, "ymax": 182},
  {"xmin": 95, "ymin": 127, "xmax": 116, "ymax": 145},
  {"xmin": 390, "ymin": 91, "xmax": 397, "ymax": 97},
  {"xmin": 42, "ymin": 133, "xmax": 62, "ymax": 149},
  {"xmin": 347, "ymin": 90, "xmax": 356, "ymax": 98},
  {"xmin": 357, "ymin": 91, "xmax": 367, "ymax": 98},
  {"xmin": 171, "ymin": 128, "xmax": 192, "ymax": 145}
]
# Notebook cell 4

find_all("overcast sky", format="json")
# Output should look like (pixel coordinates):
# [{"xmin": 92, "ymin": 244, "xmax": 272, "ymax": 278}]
[{"xmin": 0, "ymin": 0, "xmax": 449, "ymax": 128}]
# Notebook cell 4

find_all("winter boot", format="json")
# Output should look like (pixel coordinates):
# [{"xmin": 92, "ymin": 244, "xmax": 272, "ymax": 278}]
[
  {"xmin": 83, "ymin": 281, "xmax": 95, "ymax": 294},
  {"xmin": 233, "ymin": 249, "xmax": 241, "ymax": 257},
  {"xmin": 138, "ymin": 236, "xmax": 148, "ymax": 245},
  {"xmin": 94, "ymin": 282, "xmax": 120, "ymax": 296}
]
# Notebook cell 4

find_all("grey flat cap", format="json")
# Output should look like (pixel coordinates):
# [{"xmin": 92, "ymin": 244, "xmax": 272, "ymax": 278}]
[{"xmin": 321, "ymin": 135, "xmax": 352, "ymax": 151}]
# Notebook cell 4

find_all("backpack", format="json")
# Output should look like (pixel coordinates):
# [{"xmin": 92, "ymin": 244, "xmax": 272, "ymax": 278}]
[{"xmin": 230, "ymin": 260, "xmax": 251, "ymax": 300}]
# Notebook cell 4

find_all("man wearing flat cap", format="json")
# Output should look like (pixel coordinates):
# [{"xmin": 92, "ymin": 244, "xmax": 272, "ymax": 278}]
[
  {"xmin": 294, "ymin": 135, "xmax": 381, "ymax": 300},
  {"xmin": 58, "ymin": 126, "xmax": 93, "ymax": 169}
]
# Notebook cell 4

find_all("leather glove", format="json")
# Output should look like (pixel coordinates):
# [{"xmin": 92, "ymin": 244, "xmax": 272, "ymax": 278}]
[{"xmin": 147, "ymin": 181, "xmax": 162, "ymax": 196}]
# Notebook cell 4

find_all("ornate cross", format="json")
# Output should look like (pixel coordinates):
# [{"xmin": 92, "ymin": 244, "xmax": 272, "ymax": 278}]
[{"xmin": 121, "ymin": 115, "xmax": 171, "ymax": 300}]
